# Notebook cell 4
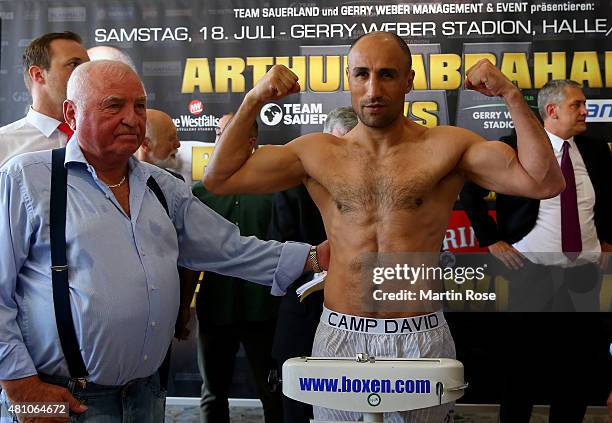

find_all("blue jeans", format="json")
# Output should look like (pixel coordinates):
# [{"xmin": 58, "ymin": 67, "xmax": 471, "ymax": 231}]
[{"xmin": 0, "ymin": 372, "xmax": 165, "ymax": 423}]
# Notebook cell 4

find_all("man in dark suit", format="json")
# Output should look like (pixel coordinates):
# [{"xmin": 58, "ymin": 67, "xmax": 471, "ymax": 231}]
[
  {"xmin": 267, "ymin": 106, "xmax": 358, "ymax": 423},
  {"xmin": 460, "ymin": 80, "xmax": 611, "ymax": 422}
]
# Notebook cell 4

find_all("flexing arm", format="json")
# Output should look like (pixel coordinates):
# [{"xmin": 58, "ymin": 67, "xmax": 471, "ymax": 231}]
[
  {"xmin": 204, "ymin": 65, "xmax": 306, "ymax": 195},
  {"xmin": 459, "ymin": 59, "xmax": 565, "ymax": 199}
]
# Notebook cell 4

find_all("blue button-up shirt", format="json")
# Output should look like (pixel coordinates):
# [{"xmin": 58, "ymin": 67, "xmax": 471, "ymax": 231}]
[{"xmin": 0, "ymin": 139, "xmax": 309, "ymax": 385}]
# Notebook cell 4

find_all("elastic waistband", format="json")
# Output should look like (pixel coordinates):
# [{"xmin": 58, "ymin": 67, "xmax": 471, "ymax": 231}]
[{"xmin": 321, "ymin": 306, "xmax": 446, "ymax": 335}]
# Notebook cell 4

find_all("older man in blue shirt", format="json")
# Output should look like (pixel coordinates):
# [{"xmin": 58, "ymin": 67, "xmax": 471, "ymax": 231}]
[{"xmin": 0, "ymin": 60, "xmax": 327, "ymax": 423}]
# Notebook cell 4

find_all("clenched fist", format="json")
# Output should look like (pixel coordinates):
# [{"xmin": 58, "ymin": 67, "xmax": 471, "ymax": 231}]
[
  {"xmin": 247, "ymin": 65, "xmax": 301, "ymax": 105},
  {"xmin": 465, "ymin": 59, "xmax": 518, "ymax": 98}
]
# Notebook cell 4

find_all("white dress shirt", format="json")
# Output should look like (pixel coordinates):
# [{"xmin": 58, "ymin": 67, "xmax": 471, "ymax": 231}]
[
  {"xmin": 0, "ymin": 107, "xmax": 69, "ymax": 167},
  {"xmin": 513, "ymin": 130, "xmax": 600, "ymax": 265}
]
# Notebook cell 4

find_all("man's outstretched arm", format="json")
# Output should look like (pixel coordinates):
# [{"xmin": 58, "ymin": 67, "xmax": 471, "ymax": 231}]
[
  {"xmin": 459, "ymin": 59, "xmax": 565, "ymax": 199},
  {"xmin": 204, "ymin": 65, "xmax": 307, "ymax": 195}
]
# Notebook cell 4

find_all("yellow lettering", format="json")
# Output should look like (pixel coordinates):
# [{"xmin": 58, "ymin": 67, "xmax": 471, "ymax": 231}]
[
  {"xmin": 181, "ymin": 58, "xmax": 213, "ymax": 93},
  {"xmin": 191, "ymin": 146, "xmax": 215, "ymax": 182},
  {"xmin": 308, "ymin": 56, "xmax": 341, "ymax": 92},
  {"xmin": 606, "ymin": 52, "xmax": 612, "ymax": 88},
  {"xmin": 429, "ymin": 54, "xmax": 462, "ymax": 90},
  {"xmin": 246, "ymin": 57, "xmax": 274, "ymax": 85},
  {"xmin": 500, "ymin": 53, "xmax": 532, "ymax": 89},
  {"xmin": 404, "ymin": 101, "xmax": 439, "ymax": 127},
  {"xmin": 570, "ymin": 52, "xmax": 602, "ymax": 88},
  {"xmin": 343, "ymin": 55, "xmax": 349, "ymax": 91},
  {"xmin": 411, "ymin": 54, "xmax": 427, "ymax": 90},
  {"xmin": 215, "ymin": 58, "xmax": 245, "ymax": 92},
  {"xmin": 533, "ymin": 52, "xmax": 566, "ymax": 88}
]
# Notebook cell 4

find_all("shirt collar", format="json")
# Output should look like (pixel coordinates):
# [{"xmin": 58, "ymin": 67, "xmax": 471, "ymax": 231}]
[
  {"xmin": 25, "ymin": 107, "xmax": 62, "ymax": 138},
  {"xmin": 64, "ymin": 136, "xmax": 149, "ymax": 181},
  {"xmin": 545, "ymin": 129, "xmax": 574, "ymax": 153}
]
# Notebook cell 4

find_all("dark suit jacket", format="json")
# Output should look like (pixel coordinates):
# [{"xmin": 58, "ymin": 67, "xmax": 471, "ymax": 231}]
[
  {"xmin": 460, "ymin": 133, "xmax": 612, "ymax": 247},
  {"xmin": 267, "ymin": 184, "xmax": 326, "ymax": 361}
]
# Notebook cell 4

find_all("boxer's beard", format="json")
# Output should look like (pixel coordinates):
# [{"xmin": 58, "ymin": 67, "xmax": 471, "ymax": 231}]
[{"xmin": 358, "ymin": 97, "xmax": 402, "ymax": 128}]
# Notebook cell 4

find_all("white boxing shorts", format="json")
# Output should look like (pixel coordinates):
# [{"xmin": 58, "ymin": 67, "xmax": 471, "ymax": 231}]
[{"xmin": 311, "ymin": 306, "xmax": 456, "ymax": 423}]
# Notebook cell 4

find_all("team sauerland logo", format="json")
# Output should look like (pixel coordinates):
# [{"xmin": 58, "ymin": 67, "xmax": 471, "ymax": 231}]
[
  {"xmin": 260, "ymin": 103, "xmax": 326, "ymax": 126},
  {"xmin": 260, "ymin": 103, "xmax": 283, "ymax": 126}
]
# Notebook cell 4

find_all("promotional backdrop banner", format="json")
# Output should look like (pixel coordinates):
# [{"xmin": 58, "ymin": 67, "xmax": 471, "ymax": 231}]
[
  {"xmin": 1, "ymin": 1, "xmax": 611, "ymax": 247},
  {"xmin": 1, "ymin": 0, "xmax": 610, "ymax": 142}
]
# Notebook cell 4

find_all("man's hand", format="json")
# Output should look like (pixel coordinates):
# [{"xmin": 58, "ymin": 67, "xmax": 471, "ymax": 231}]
[
  {"xmin": 317, "ymin": 240, "xmax": 330, "ymax": 272},
  {"xmin": 465, "ymin": 59, "xmax": 518, "ymax": 98},
  {"xmin": 1, "ymin": 375, "xmax": 87, "ymax": 423},
  {"xmin": 246, "ymin": 65, "xmax": 300, "ymax": 105},
  {"xmin": 304, "ymin": 240, "xmax": 330, "ymax": 273},
  {"xmin": 488, "ymin": 241, "xmax": 524, "ymax": 270}
]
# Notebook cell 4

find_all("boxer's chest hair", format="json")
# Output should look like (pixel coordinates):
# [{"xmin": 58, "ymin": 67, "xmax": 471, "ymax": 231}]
[{"xmin": 328, "ymin": 158, "xmax": 436, "ymax": 215}]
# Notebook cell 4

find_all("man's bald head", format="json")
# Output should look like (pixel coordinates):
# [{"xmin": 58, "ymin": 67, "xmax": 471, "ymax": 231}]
[
  {"xmin": 64, "ymin": 60, "xmax": 147, "ymax": 166},
  {"xmin": 137, "ymin": 109, "xmax": 180, "ymax": 168},
  {"xmin": 146, "ymin": 109, "xmax": 173, "ymax": 140},
  {"xmin": 87, "ymin": 45, "xmax": 136, "ymax": 70},
  {"xmin": 349, "ymin": 32, "xmax": 412, "ymax": 71},
  {"xmin": 67, "ymin": 60, "xmax": 144, "ymax": 110},
  {"xmin": 346, "ymin": 32, "xmax": 415, "ymax": 128}
]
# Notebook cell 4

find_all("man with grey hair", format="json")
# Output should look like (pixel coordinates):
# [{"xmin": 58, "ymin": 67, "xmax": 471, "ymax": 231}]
[
  {"xmin": 0, "ymin": 60, "xmax": 328, "ymax": 422},
  {"xmin": 460, "ymin": 79, "xmax": 611, "ymax": 421},
  {"xmin": 322, "ymin": 106, "xmax": 358, "ymax": 136},
  {"xmin": 0, "ymin": 31, "xmax": 89, "ymax": 167}
]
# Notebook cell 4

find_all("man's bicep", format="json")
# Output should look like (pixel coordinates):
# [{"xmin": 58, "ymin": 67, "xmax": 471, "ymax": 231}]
[
  {"xmin": 218, "ymin": 144, "xmax": 305, "ymax": 194},
  {"xmin": 460, "ymin": 140, "xmax": 537, "ymax": 196}
]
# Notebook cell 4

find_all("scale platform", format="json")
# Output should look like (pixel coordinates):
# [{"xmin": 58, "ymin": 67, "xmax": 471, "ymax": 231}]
[{"xmin": 283, "ymin": 354, "xmax": 466, "ymax": 416}]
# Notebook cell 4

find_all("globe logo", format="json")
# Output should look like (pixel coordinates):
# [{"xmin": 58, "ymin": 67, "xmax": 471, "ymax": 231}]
[{"xmin": 260, "ymin": 103, "xmax": 283, "ymax": 126}]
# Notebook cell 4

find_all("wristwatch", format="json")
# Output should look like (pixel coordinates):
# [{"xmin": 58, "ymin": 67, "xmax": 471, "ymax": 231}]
[{"xmin": 309, "ymin": 245, "xmax": 322, "ymax": 273}]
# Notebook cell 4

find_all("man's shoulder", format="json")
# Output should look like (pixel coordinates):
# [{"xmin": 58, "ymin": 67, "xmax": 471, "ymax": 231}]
[
  {"xmin": 0, "ymin": 117, "xmax": 29, "ymax": 136},
  {"xmin": 1, "ymin": 149, "xmax": 51, "ymax": 176},
  {"xmin": 420, "ymin": 124, "xmax": 482, "ymax": 142},
  {"xmin": 141, "ymin": 161, "xmax": 184, "ymax": 185},
  {"xmin": 289, "ymin": 132, "xmax": 339, "ymax": 148},
  {"xmin": 164, "ymin": 168, "xmax": 184, "ymax": 181}
]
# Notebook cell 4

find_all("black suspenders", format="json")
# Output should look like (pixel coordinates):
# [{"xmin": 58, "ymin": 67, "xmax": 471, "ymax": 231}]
[
  {"xmin": 50, "ymin": 148, "xmax": 170, "ymax": 380},
  {"xmin": 50, "ymin": 148, "xmax": 87, "ymax": 378}
]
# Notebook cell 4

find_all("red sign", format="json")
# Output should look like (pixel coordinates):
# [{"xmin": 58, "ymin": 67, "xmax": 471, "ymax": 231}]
[
  {"xmin": 443, "ymin": 210, "xmax": 496, "ymax": 252},
  {"xmin": 189, "ymin": 99, "xmax": 203, "ymax": 115}
]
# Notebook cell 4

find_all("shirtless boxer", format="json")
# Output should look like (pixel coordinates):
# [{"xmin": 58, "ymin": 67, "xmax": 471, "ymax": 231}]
[{"xmin": 204, "ymin": 32, "xmax": 564, "ymax": 422}]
